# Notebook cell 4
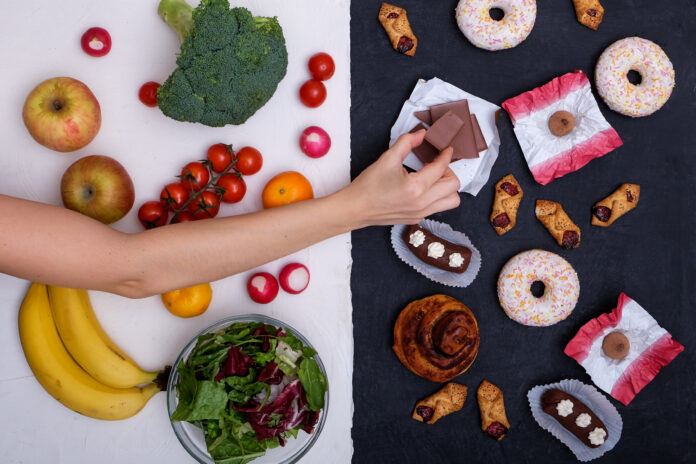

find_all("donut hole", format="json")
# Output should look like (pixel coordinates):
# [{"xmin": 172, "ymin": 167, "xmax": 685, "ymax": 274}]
[
  {"xmin": 530, "ymin": 280, "xmax": 546, "ymax": 298},
  {"xmin": 627, "ymin": 70, "xmax": 643, "ymax": 86},
  {"xmin": 489, "ymin": 7, "xmax": 505, "ymax": 21}
]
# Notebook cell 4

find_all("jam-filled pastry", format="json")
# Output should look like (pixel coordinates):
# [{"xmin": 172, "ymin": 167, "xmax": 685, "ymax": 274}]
[
  {"xmin": 572, "ymin": 0, "xmax": 605, "ymax": 30},
  {"xmin": 393, "ymin": 295, "xmax": 480, "ymax": 382},
  {"xmin": 591, "ymin": 183, "xmax": 640, "ymax": 227},
  {"xmin": 477, "ymin": 380, "xmax": 510, "ymax": 441},
  {"xmin": 535, "ymin": 200, "xmax": 581, "ymax": 249},
  {"xmin": 541, "ymin": 389, "xmax": 609, "ymax": 448},
  {"xmin": 378, "ymin": 3, "xmax": 418, "ymax": 56},
  {"xmin": 412, "ymin": 382, "xmax": 468, "ymax": 424},
  {"xmin": 490, "ymin": 174, "xmax": 524, "ymax": 235}
]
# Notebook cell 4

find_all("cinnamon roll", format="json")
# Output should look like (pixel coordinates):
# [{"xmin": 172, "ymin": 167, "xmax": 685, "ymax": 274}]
[{"xmin": 393, "ymin": 295, "xmax": 480, "ymax": 382}]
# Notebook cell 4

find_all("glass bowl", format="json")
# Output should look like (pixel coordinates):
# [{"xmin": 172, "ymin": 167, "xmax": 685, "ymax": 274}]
[{"xmin": 167, "ymin": 314, "xmax": 329, "ymax": 464}]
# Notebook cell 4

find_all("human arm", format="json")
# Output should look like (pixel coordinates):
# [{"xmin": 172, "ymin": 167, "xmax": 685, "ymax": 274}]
[{"xmin": 0, "ymin": 130, "xmax": 460, "ymax": 297}]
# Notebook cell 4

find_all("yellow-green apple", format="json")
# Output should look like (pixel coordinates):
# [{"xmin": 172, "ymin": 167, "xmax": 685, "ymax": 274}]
[
  {"xmin": 61, "ymin": 155, "xmax": 135, "ymax": 224},
  {"xmin": 22, "ymin": 77, "xmax": 101, "ymax": 152}
]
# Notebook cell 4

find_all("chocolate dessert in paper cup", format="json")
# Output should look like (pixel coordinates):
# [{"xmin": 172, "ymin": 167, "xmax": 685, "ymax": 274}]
[
  {"xmin": 391, "ymin": 219, "xmax": 481, "ymax": 287},
  {"xmin": 527, "ymin": 379, "xmax": 622, "ymax": 462}
]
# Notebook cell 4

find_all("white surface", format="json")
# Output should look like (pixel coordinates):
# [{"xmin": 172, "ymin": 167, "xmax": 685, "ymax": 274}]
[
  {"xmin": 0, "ymin": 1, "xmax": 352, "ymax": 463},
  {"xmin": 389, "ymin": 77, "xmax": 501, "ymax": 196}
]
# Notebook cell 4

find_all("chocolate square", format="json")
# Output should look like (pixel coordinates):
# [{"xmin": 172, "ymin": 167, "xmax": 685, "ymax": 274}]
[
  {"xmin": 414, "ymin": 110, "xmax": 432, "ymax": 125},
  {"xmin": 471, "ymin": 114, "xmax": 488, "ymax": 152},
  {"xmin": 424, "ymin": 111, "xmax": 464, "ymax": 151},
  {"xmin": 409, "ymin": 123, "xmax": 439, "ymax": 164},
  {"xmin": 430, "ymin": 100, "xmax": 477, "ymax": 159}
]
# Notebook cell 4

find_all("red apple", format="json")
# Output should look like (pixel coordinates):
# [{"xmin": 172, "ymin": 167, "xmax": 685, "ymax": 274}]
[
  {"xmin": 61, "ymin": 155, "xmax": 135, "ymax": 224},
  {"xmin": 22, "ymin": 77, "xmax": 101, "ymax": 152}
]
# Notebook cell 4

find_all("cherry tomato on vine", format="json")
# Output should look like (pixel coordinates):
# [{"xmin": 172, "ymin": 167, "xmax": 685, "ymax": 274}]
[
  {"xmin": 299, "ymin": 79, "xmax": 326, "ymax": 108},
  {"xmin": 170, "ymin": 210, "xmax": 196, "ymax": 224},
  {"xmin": 207, "ymin": 143, "xmax": 234, "ymax": 173},
  {"xmin": 160, "ymin": 183, "xmax": 190, "ymax": 211},
  {"xmin": 138, "ymin": 201, "xmax": 167, "ymax": 229},
  {"xmin": 216, "ymin": 174, "xmax": 247, "ymax": 203},
  {"xmin": 181, "ymin": 161, "xmax": 210, "ymax": 192},
  {"xmin": 138, "ymin": 81, "xmax": 160, "ymax": 107},
  {"xmin": 188, "ymin": 190, "xmax": 220, "ymax": 219},
  {"xmin": 308, "ymin": 53, "xmax": 335, "ymax": 81},
  {"xmin": 235, "ymin": 147, "xmax": 263, "ymax": 176}
]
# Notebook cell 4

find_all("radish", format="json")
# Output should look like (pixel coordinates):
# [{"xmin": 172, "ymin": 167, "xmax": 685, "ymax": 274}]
[
  {"xmin": 279, "ymin": 263, "xmax": 310, "ymax": 294},
  {"xmin": 81, "ymin": 27, "xmax": 112, "ymax": 57},
  {"xmin": 299, "ymin": 126, "xmax": 331, "ymax": 158},
  {"xmin": 247, "ymin": 272, "xmax": 279, "ymax": 304}
]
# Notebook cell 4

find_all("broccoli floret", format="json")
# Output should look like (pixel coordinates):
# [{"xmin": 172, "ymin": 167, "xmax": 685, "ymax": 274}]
[{"xmin": 157, "ymin": 0, "xmax": 288, "ymax": 127}]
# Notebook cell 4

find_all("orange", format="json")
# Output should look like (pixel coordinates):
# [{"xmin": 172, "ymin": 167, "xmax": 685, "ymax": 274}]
[
  {"xmin": 262, "ymin": 171, "xmax": 314, "ymax": 209},
  {"xmin": 161, "ymin": 283, "xmax": 212, "ymax": 318}
]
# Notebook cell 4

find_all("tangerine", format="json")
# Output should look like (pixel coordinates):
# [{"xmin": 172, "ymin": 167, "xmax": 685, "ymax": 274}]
[
  {"xmin": 262, "ymin": 171, "xmax": 314, "ymax": 209},
  {"xmin": 161, "ymin": 283, "xmax": 212, "ymax": 318}
]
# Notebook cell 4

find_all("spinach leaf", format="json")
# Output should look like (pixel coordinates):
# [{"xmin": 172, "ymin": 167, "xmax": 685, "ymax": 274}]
[
  {"xmin": 171, "ymin": 363, "xmax": 198, "ymax": 422},
  {"xmin": 179, "ymin": 380, "xmax": 228, "ymax": 421},
  {"xmin": 298, "ymin": 358, "xmax": 327, "ymax": 411}
]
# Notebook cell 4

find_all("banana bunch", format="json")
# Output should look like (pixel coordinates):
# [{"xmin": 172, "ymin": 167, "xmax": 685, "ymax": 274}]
[{"xmin": 18, "ymin": 283, "xmax": 168, "ymax": 421}]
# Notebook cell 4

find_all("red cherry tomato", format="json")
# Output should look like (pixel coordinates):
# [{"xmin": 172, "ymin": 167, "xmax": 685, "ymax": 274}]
[
  {"xmin": 216, "ymin": 174, "xmax": 247, "ymax": 203},
  {"xmin": 235, "ymin": 147, "xmax": 263, "ymax": 176},
  {"xmin": 170, "ymin": 210, "xmax": 196, "ymax": 224},
  {"xmin": 139, "ymin": 82, "xmax": 160, "ymax": 107},
  {"xmin": 160, "ymin": 182, "xmax": 190, "ymax": 212},
  {"xmin": 81, "ymin": 27, "xmax": 111, "ymax": 57},
  {"xmin": 308, "ymin": 53, "xmax": 335, "ymax": 81},
  {"xmin": 207, "ymin": 143, "xmax": 234, "ymax": 173},
  {"xmin": 188, "ymin": 190, "xmax": 220, "ymax": 219},
  {"xmin": 181, "ymin": 161, "xmax": 210, "ymax": 192},
  {"xmin": 299, "ymin": 80, "xmax": 327, "ymax": 108},
  {"xmin": 138, "ymin": 201, "xmax": 167, "ymax": 229}
]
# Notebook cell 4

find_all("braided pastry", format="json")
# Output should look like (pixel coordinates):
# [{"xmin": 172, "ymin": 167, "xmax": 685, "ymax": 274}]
[
  {"xmin": 535, "ymin": 200, "xmax": 581, "ymax": 249},
  {"xmin": 378, "ymin": 3, "xmax": 418, "ymax": 56},
  {"xmin": 592, "ymin": 183, "xmax": 640, "ymax": 227},
  {"xmin": 412, "ymin": 382, "xmax": 468, "ymax": 424},
  {"xmin": 490, "ymin": 174, "xmax": 523, "ymax": 235},
  {"xmin": 393, "ymin": 295, "xmax": 480, "ymax": 383},
  {"xmin": 572, "ymin": 0, "xmax": 604, "ymax": 30}
]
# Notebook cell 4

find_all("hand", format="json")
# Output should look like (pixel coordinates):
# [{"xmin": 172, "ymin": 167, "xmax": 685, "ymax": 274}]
[{"xmin": 338, "ymin": 130, "xmax": 461, "ymax": 227}]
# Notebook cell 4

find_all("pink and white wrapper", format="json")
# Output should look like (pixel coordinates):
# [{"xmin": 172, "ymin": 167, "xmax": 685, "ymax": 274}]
[
  {"xmin": 564, "ymin": 293, "xmax": 684, "ymax": 406},
  {"xmin": 502, "ymin": 70, "xmax": 623, "ymax": 185}
]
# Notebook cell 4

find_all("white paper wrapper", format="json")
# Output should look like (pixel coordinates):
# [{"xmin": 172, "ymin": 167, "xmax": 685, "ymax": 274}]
[
  {"xmin": 389, "ymin": 77, "xmax": 501, "ymax": 196},
  {"xmin": 527, "ymin": 379, "xmax": 623, "ymax": 462},
  {"xmin": 391, "ymin": 219, "xmax": 481, "ymax": 287}
]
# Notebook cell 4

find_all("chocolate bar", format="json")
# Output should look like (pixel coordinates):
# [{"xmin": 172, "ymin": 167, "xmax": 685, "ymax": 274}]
[
  {"xmin": 409, "ymin": 123, "xmax": 439, "ymax": 164},
  {"xmin": 471, "ymin": 114, "xmax": 488, "ymax": 152},
  {"xmin": 414, "ymin": 110, "xmax": 432, "ymax": 125},
  {"xmin": 425, "ymin": 111, "xmax": 464, "ymax": 151},
  {"xmin": 430, "ymin": 100, "xmax": 478, "ymax": 159}
]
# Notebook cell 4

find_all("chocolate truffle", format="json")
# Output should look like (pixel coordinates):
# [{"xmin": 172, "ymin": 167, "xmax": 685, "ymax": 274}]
[
  {"xmin": 602, "ymin": 331, "xmax": 630, "ymax": 359},
  {"xmin": 548, "ymin": 110, "xmax": 576, "ymax": 136}
]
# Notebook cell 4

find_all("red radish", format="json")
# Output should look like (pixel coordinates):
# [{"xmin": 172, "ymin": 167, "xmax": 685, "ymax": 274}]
[
  {"xmin": 278, "ymin": 263, "xmax": 310, "ymax": 294},
  {"xmin": 299, "ymin": 126, "xmax": 331, "ymax": 158},
  {"xmin": 81, "ymin": 27, "xmax": 112, "ymax": 57},
  {"xmin": 247, "ymin": 272, "xmax": 279, "ymax": 304},
  {"xmin": 139, "ymin": 82, "xmax": 160, "ymax": 107}
]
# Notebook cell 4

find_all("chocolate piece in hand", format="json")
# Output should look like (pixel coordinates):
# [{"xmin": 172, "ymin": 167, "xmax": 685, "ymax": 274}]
[
  {"xmin": 430, "ymin": 100, "xmax": 478, "ymax": 159},
  {"xmin": 402, "ymin": 224, "xmax": 472, "ymax": 273},
  {"xmin": 409, "ymin": 124, "xmax": 439, "ymax": 164},
  {"xmin": 541, "ymin": 389, "xmax": 608, "ymax": 448},
  {"xmin": 425, "ymin": 111, "xmax": 464, "ymax": 151}
]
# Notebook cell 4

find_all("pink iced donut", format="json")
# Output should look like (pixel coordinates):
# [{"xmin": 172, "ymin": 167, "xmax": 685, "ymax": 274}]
[
  {"xmin": 595, "ymin": 37, "xmax": 675, "ymax": 117},
  {"xmin": 497, "ymin": 249, "xmax": 579, "ymax": 327},
  {"xmin": 455, "ymin": 0, "xmax": 536, "ymax": 51}
]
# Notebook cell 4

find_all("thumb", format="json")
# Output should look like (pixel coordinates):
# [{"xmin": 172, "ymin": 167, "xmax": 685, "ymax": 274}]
[{"xmin": 386, "ymin": 130, "xmax": 426, "ymax": 163}]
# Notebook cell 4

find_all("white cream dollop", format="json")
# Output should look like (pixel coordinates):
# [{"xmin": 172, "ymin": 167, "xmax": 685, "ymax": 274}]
[
  {"xmin": 427, "ymin": 242, "xmax": 445, "ymax": 259},
  {"xmin": 575, "ymin": 413, "xmax": 591, "ymax": 428},
  {"xmin": 588, "ymin": 427, "xmax": 607, "ymax": 446},
  {"xmin": 556, "ymin": 399, "xmax": 574, "ymax": 417},
  {"xmin": 449, "ymin": 253, "xmax": 464, "ymax": 268},
  {"xmin": 409, "ymin": 230, "xmax": 426, "ymax": 247}
]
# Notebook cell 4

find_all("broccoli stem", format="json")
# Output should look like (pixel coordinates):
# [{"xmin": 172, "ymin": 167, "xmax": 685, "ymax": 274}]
[{"xmin": 158, "ymin": 0, "xmax": 194, "ymax": 42}]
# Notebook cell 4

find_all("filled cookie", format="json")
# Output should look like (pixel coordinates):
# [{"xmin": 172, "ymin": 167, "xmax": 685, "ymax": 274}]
[
  {"xmin": 591, "ymin": 184, "xmax": 640, "ymax": 227},
  {"xmin": 490, "ymin": 174, "xmax": 523, "ymax": 235},
  {"xmin": 536, "ymin": 200, "xmax": 581, "ymax": 249},
  {"xmin": 378, "ymin": 3, "xmax": 418, "ymax": 56},
  {"xmin": 572, "ymin": 0, "xmax": 605, "ymax": 30},
  {"xmin": 412, "ymin": 382, "xmax": 468, "ymax": 424},
  {"xmin": 477, "ymin": 380, "xmax": 510, "ymax": 441}
]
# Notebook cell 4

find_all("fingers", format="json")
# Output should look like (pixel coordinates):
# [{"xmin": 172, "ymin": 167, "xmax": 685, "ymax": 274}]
[
  {"xmin": 385, "ymin": 130, "xmax": 426, "ymax": 163},
  {"xmin": 421, "ymin": 174, "xmax": 461, "ymax": 206},
  {"xmin": 422, "ymin": 191, "xmax": 461, "ymax": 216},
  {"xmin": 415, "ymin": 147, "xmax": 454, "ymax": 186}
]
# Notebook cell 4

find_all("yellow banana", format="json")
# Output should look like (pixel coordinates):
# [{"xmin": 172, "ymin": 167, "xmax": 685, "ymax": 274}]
[
  {"xmin": 47, "ymin": 285, "xmax": 159, "ymax": 388},
  {"xmin": 18, "ymin": 283, "xmax": 162, "ymax": 421}
]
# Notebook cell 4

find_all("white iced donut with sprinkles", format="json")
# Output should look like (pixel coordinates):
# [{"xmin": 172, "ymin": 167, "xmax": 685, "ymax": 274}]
[
  {"xmin": 595, "ymin": 37, "xmax": 675, "ymax": 117},
  {"xmin": 455, "ymin": 0, "xmax": 536, "ymax": 51},
  {"xmin": 497, "ymin": 249, "xmax": 580, "ymax": 327}
]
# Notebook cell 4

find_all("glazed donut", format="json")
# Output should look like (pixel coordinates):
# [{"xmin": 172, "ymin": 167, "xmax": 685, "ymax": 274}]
[
  {"xmin": 497, "ymin": 250, "xmax": 579, "ymax": 327},
  {"xmin": 595, "ymin": 37, "xmax": 675, "ymax": 117},
  {"xmin": 455, "ymin": 0, "xmax": 536, "ymax": 51}
]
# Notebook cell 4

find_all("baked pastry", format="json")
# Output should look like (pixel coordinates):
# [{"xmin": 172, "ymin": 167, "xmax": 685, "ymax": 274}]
[
  {"xmin": 393, "ymin": 295, "xmax": 479, "ymax": 383},
  {"xmin": 602, "ymin": 331, "xmax": 630, "ymax": 360},
  {"xmin": 490, "ymin": 174, "xmax": 523, "ymax": 235},
  {"xmin": 548, "ymin": 110, "xmax": 576, "ymax": 136},
  {"xmin": 412, "ymin": 382, "xmax": 468, "ymax": 424},
  {"xmin": 535, "ymin": 200, "xmax": 581, "ymax": 249},
  {"xmin": 572, "ymin": 0, "xmax": 604, "ymax": 30},
  {"xmin": 591, "ymin": 183, "xmax": 640, "ymax": 227},
  {"xmin": 402, "ymin": 224, "xmax": 472, "ymax": 273},
  {"xmin": 378, "ymin": 3, "xmax": 417, "ymax": 56},
  {"xmin": 541, "ymin": 389, "xmax": 608, "ymax": 448},
  {"xmin": 477, "ymin": 380, "xmax": 509, "ymax": 440}
]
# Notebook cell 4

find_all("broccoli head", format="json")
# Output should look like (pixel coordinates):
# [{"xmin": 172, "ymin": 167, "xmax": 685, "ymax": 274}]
[{"xmin": 157, "ymin": 0, "xmax": 288, "ymax": 127}]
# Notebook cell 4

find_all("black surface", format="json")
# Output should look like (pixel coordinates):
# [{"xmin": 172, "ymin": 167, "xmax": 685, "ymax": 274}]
[{"xmin": 350, "ymin": 1, "xmax": 696, "ymax": 463}]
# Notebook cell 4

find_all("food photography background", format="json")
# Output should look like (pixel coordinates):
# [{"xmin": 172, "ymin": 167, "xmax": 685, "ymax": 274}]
[
  {"xmin": 351, "ymin": 1, "xmax": 696, "ymax": 463},
  {"xmin": 0, "ymin": 1, "xmax": 352, "ymax": 463}
]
